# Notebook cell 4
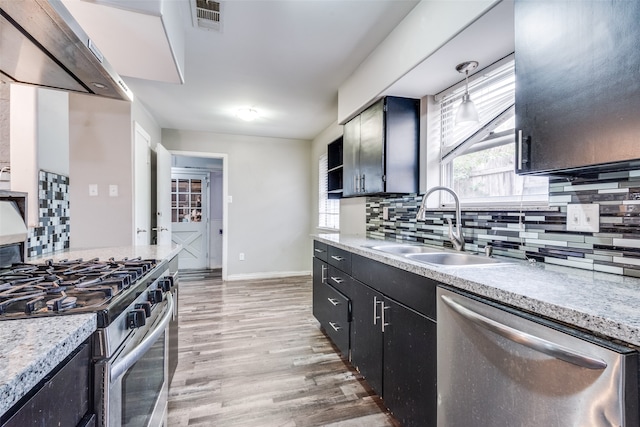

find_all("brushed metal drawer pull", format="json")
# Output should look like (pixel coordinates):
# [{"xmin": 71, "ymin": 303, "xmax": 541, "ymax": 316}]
[
  {"xmin": 327, "ymin": 298, "xmax": 340, "ymax": 306},
  {"xmin": 329, "ymin": 322, "xmax": 341, "ymax": 332},
  {"xmin": 331, "ymin": 276, "xmax": 344, "ymax": 284},
  {"xmin": 373, "ymin": 296, "xmax": 381, "ymax": 325},
  {"xmin": 331, "ymin": 255, "xmax": 345, "ymax": 261},
  {"xmin": 321, "ymin": 265, "xmax": 327, "ymax": 284},
  {"xmin": 314, "ymin": 248, "xmax": 325, "ymax": 253}
]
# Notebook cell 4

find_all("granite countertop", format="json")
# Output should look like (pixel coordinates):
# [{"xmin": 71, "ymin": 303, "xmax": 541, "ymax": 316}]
[
  {"xmin": 0, "ymin": 244, "xmax": 181, "ymax": 418},
  {"xmin": 27, "ymin": 243, "xmax": 182, "ymax": 265},
  {"xmin": 0, "ymin": 314, "xmax": 96, "ymax": 417},
  {"xmin": 316, "ymin": 233, "xmax": 640, "ymax": 348}
]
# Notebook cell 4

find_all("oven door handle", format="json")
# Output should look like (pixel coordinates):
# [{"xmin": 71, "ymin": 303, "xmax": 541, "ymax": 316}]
[{"xmin": 111, "ymin": 292, "xmax": 174, "ymax": 382}]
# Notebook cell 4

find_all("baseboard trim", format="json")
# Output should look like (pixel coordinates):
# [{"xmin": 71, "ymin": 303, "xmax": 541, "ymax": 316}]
[{"xmin": 226, "ymin": 270, "xmax": 311, "ymax": 281}]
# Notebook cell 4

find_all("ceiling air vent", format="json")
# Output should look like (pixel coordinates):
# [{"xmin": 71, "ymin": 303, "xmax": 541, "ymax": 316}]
[{"xmin": 192, "ymin": 0, "xmax": 222, "ymax": 31}]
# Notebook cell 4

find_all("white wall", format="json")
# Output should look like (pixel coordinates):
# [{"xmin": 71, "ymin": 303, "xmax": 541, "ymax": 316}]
[
  {"xmin": 338, "ymin": 0, "xmax": 500, "ymax": 123},
  {"xmin": 10, "ymin": 85, "xmax": 69, "ymax": 226},
  {"xmin": 162, "ymin": 129, "xmax": 312, "ymax": 279},
  {"xmin": 68, "ymin": 93, "xmax": 133, "ymax": 248}
]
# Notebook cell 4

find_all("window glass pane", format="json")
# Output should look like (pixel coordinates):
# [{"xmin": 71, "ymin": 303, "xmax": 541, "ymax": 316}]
[
  {"xmin": 318, "ymin": 153, "xmax": 339, "ymax": 229},
  {"xmin": 439, "ymin": 57, "xmax": 548, "ymax": 203}
]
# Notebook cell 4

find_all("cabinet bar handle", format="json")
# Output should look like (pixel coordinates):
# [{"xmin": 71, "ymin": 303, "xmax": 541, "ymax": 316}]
[
  {"xmin": 373, "ymin": 296, "xmax": 381, "ymax": 325},
  {"xmin": 381, "ymin": 303, "xmax": 390, "ymax": 332},
  {"xmin": 354, "ymin": 175, "xmax": 359, "ymax": 193},
  {"xmin": 329, "ymin": 322, "xmax": 341, "ymax": 332},
  {"xmin": 517, "ymin": 129, "xmax": 523, "ymax": 170},
  {"xmin": 331, "ymin": 255, "xmax": 345, "ymax": 261},
  {"xmin": 321, "ymin": 264, "xmax": 327, "ymax": 284},
  {"xmin": 331, "ymin": 276, "xmax": 344, "ymax": 284},
  {"xmin": 327, "ymin": 297, "xmax": 340, "ymax": 306},
  {"xmin": 314, "ymin": 248, "xmax": 325, "ymax": 253},
  {"xmin": 361, "ymin": 174, "xmax": 365, "ymax": 192}
]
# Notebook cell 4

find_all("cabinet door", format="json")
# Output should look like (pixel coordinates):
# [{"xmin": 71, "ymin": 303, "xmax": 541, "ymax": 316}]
[
  {"xmin": 343, "ymin": 115, "xmax": 361, "ymax": 196},
  {"xmin": 359, "ymin": 99, "xmax": 385, "ymax": 194},
  {"xmin": 515, "ymin": 0, "xmax": 640, "ymax": 174},
  {"xmin": 350, "ymin": 279, "xmax": 384, "ymax": 396},
  {"xmin": 383, "ymin": 300, "xmax": 437, "ymax": 427},
  {"xmin": 312, "ymin": 257, "xmax": 328, "ymax": 322}
]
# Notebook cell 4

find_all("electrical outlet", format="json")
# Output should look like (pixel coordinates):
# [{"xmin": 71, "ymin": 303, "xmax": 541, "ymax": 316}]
[
  {"xmin": 239, "ymin": 252, "xmax": 245, "ymax": 261},
  {"xmin": 89, "ymin": 184, "xmax": 98, "ymax": 196},
  {"xmin": 566, "ymin": 203, "xmax": 600, "ymax": 232},
  {"xmin": 109, "ymin": 184, "xmax": 118, "ymax": 197}
]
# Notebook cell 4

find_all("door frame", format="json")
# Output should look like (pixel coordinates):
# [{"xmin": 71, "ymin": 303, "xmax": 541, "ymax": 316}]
[{"xmin": 167, "ymin": 151, "xmax": 228, "ymax": 281}]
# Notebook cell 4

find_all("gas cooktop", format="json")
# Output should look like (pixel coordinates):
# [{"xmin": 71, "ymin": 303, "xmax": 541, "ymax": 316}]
[{"xmin": 0, "ymin": 257, "xmax": 162, "ymax": 326}]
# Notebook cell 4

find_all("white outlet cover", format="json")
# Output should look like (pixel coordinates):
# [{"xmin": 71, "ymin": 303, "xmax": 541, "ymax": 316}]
[
  {"xmin": 109, "ymin": 184, "xmax": 118, "ymax": 197},
  {"xmin": 89, "ymin": 184, "xmax": 98, "ymax": 196},
  {"xmin": 566, "ymin": 203, "xmax": 600, "ymax": 232}
]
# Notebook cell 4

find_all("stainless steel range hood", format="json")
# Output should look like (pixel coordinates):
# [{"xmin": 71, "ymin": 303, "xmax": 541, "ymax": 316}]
[{"xmin": 0, "ymin": 0, "xmax": 133, "ymax": 101}]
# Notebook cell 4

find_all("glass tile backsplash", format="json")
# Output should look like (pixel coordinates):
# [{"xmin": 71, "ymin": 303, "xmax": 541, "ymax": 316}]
[
  {"xmin": 27, "ymin": 170, "xmax": 70, "ymax": 257},
  {"xmin": 366, "ymin": 171, "xmax": 640, "ymax": 277}
]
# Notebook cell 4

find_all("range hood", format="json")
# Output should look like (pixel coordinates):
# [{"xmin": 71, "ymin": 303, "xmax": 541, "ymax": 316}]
[{"xmin": 0, "ymin": 0, "xmax": 133, "ymax": 101}]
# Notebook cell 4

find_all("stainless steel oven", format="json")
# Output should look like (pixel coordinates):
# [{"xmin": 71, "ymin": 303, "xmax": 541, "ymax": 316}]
[{"xmin": 94, "ymin": 267, "xmax": 175, "ymax": 427}]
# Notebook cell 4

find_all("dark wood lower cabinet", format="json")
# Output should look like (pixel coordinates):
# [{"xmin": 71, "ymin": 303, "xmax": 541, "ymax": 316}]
[
  {"xmin": 351, "ymin": 278, "xmax": 437, "ymax": 427},
  {"xmin": 383, "ymin": 298, "xmax": 437, "ymax": 427},
  {"xmin": 312, "ymin": 241, "xmax": 438, "ymax": 426}
]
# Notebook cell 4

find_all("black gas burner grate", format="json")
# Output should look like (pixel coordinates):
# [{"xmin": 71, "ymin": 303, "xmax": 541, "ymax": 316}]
[{"xmin": 0, "ymin": 257, "xmax": 157, "ymax": 319}]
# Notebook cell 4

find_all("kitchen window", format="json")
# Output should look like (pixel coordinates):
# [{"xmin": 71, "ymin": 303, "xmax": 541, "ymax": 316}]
[
  {"xmin": 436, "ymin": 55, "xmax": 548, "ymax": 205},
  {"xmin": 319, "ymin": 153, "xmax": 339, "ymax": 230}
]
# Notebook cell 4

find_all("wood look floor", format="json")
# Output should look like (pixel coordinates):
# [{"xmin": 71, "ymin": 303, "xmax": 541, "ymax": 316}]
[{"xmin": 167, "ymin": 271, "xmax": 400, "ymax": 427}]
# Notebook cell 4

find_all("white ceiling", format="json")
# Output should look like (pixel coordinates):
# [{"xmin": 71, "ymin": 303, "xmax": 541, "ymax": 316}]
[{"xmin": 65, "ymin": 0, "xmax": 514, "ymax": 141}]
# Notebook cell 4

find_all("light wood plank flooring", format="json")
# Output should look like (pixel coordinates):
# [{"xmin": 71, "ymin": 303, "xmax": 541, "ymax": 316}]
[{"xmin": 168, "ymin": 271, "xmax": 400, "ymax": 427}]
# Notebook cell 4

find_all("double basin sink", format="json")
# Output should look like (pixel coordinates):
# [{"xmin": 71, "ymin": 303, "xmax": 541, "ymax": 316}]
[{"xmin": 364, "ymin": 243, "xmax": 509, "ymax": 267}]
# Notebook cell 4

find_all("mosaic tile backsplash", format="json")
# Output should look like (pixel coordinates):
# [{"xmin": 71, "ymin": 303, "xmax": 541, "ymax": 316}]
[
  {"xmin": 366, "ymin": 171, "xmax": 640, "ymax": 277},
  {"xmin": 27, "ymin": 171, "xmax": 70, "ymax": 257}
]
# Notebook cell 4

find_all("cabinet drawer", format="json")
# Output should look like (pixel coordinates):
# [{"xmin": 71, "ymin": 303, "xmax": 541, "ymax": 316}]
[
  {"xmin": 313, "ymin": 240, "xmax": 328, "ymax": 262},
  {"xmin": 314, "ymin": 281, "xmax": 350, "ymax": 358},
  {"xmin": 327, "ymin": 265, "xmax": 351, "ymax": 295},
  {"xmin": 328, "ymin": 246, "xmax": 351, "ymax": 274},
  {"xmin": 321, "ymin": 284, "xmax": 350, "ymax": 357}
]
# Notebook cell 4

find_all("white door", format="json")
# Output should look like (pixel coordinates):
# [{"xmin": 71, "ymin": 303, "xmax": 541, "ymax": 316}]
[
  {"xmin": 155, "ymin": 144, "xmax": 172, "ymax": 245},
  {"xmin": 134, "ymin": 123, "xmax": 151, "ymax": 245},
  {"xmin": 171, "ymin": 172, "xmax": 209, "ymax": 269}
]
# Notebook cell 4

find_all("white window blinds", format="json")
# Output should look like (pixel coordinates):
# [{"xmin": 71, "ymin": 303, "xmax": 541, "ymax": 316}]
[{"xmin": 319, "ymin": 153, "xmax": 339, "ymax": 229}]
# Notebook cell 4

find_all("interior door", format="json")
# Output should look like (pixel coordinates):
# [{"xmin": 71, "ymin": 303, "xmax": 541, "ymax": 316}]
[
  {"xmin": 134, "ymin": 123, "xmax": 151, "ymax": 245},
  {"xmin": 155, "ymin": 144, "xmax": 172, "ymax": 245},
  {"xmin": 171, "ymin": 172, "xmax": 209, "ymax": 269}
]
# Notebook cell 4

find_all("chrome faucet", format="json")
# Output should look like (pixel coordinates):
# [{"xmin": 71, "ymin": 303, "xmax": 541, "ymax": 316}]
[{"xmin": 416, "ymin": 186, "xmax": 465, "ymax": 251}]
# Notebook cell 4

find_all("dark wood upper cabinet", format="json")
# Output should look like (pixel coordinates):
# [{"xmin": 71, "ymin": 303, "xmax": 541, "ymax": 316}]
[
  {"xmin": 343, "ymin": 96, "xmax": 419, "ymax": 196},
  {"xmin": 515, "ymin": 0, "xmax": 640, "ymax": 175}
]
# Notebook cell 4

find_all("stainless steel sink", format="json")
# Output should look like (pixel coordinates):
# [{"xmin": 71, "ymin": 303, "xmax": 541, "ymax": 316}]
[
  {"xmin": 366, "ymin": 244, "xmax": 443, "ymax": 255},
  {"xmin": 405, "ymin": 252, "xmax": 509, "ymax": 266}
]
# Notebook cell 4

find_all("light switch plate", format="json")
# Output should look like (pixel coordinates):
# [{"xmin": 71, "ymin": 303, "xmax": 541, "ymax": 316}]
[
  {"xmin": 89, "ymin": 184, "xmax": 98, "ymax": 197},
  {"xmin": 109, "ymin": 185, "xmax": 118, "ymax": 197},
  {"xmin": 566, "ymin": 203, "xmax": 600, "ymax": 232}
]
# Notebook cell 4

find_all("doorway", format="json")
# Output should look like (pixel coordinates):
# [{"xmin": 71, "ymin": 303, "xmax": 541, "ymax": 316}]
[{"xmin": 168, "ymin": 153, "xmax": 226, "ymax": 276}]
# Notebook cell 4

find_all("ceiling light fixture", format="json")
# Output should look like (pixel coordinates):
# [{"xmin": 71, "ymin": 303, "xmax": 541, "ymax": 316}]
[
  {"xmin": 236, "ymin": 108, "xmax": 259, "ymax": 122},
  {"xmin": 454, "ymin": 61, "xmax": 479, "ymax": 125}
]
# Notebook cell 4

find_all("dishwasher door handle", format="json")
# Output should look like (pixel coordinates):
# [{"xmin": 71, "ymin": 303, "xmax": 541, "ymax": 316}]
[{"xmin": 441, "ymin": 295, "xmax": 607, "ymax": 370}]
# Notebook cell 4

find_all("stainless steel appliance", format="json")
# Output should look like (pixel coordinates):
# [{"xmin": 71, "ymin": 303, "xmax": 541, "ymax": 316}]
[
  {"xmin": 437, "ymin": 287, "xmax": 639, "ymax": 427},
  {"xmin": 0, "ymin": 191, "xmax": 179, "ymax": 427},
  {"xmin": 0, "ymin": 0, "xmax": 132, "ymax": 101}
]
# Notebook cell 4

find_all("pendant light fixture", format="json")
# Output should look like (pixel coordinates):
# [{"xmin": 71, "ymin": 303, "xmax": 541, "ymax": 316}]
[{"xmin": 454, "ymin": 61, "xmax": 479, "ymax": 125}]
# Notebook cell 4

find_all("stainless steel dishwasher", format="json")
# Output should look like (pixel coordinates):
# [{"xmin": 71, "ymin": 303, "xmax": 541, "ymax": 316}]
[{"xmin": 437, "ymin": 287, "xmax": 639, "ymax": 427}]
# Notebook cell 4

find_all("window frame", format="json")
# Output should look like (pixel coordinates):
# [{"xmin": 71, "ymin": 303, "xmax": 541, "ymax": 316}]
[
  {"xmin": 318, "ymin": 153, "xmax": 340, "ymax": 230},
  {"xmin": 433, "ymin": 55, "xmax": 548, "ymax": 207}
]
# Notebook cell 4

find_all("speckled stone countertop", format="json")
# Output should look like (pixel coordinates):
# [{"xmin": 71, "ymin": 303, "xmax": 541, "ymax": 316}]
[
  {"xmin": 28, "ymin": 243, "xmax": 182, "ymax": 265},
  {"xmin": 0, "ymin": 314, "xmax": 96, "ymax": 417},
  {"xmin": 316, "ymin": 233, "xmax": 640, "ymax": 348},
  {"xmin": 0, "ymin": 244, "xmax": 181, "ymax": 418}
]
